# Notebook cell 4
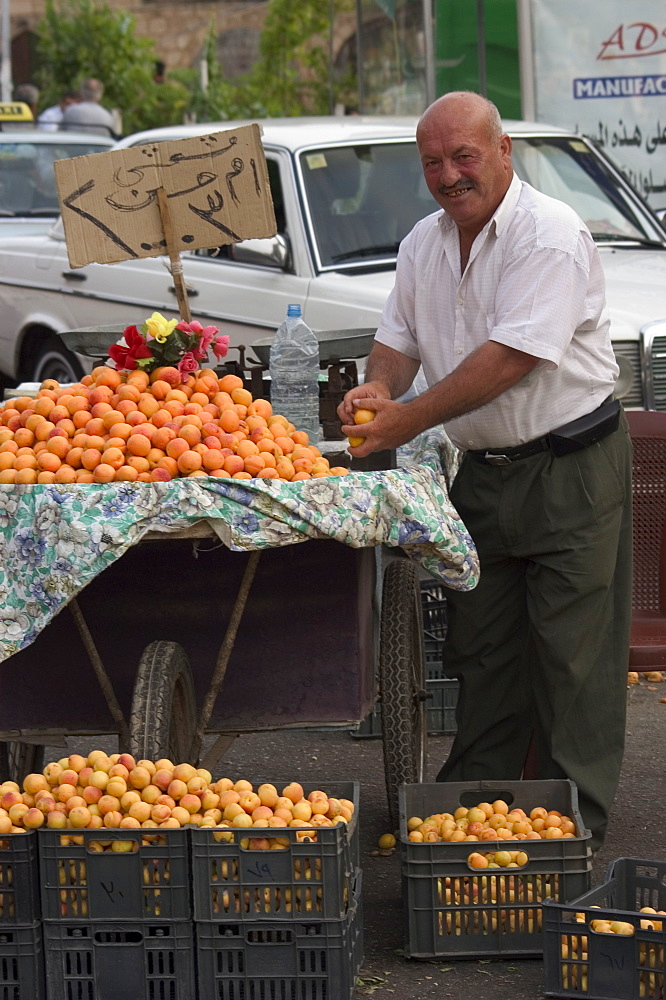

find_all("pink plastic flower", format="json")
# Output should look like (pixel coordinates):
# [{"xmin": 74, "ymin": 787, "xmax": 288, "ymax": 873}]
[
  {"xmin": 177, "ymin": 351, "xmax": 199, "ymax": 375},
  {"xmin": 212, "ymin": 335, "xmax": 230, "ymax": 360},
  {"xmin": 108, "ymin": 325, "xmax": 152, "ymax": 370}
]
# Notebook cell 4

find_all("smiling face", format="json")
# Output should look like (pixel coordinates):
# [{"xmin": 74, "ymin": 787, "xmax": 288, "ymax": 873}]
[{"xmin": 417, "ymin": 92, "xmax": 513, "ymax": 241}]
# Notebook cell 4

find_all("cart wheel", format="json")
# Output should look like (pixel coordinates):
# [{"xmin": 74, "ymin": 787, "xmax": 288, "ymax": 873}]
[
  {"xmin": 0, "ymin": 742, "xmax": 45, "ymax": 784},
  {"xmin": 129, "ymin": 641, "xmax": 197, "ymax": 764},
  {"xmin": 379, "ymin": 558, "xmax": 427, "ymax": 829}
]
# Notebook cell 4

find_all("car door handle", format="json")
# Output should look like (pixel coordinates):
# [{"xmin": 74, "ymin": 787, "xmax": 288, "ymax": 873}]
[
  {"xmin": 62, "ymin": 270, "xmax": 87, "ymax": 281},
  {"xmin": 169, "ymin": 285, "xmax": 198, "ymax": 297}
]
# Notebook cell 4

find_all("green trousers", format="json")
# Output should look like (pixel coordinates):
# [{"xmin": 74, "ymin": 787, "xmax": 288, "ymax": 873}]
[{"xmin": 437, "ymin": 412, "xmax": 633, "ymax": 850}]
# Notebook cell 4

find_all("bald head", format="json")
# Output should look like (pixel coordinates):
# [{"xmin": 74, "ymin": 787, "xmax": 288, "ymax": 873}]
[{"xmin": 417, "ymin": 92, "xmax": 504, "ymax": 146}]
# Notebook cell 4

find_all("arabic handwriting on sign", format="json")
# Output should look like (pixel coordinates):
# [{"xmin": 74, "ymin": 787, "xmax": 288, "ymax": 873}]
[
  {"xmin": 187, "ymin": 189, "xmax": 242, "ymax": 243},
  {"xmin": 63, "ymin": 180, "xmax": 139, "ymax": 258},
  {"xmin": 226, "ymin": 158, "xmax": 244, "ymax": 205},
  {"xmin": 58, "ymin": 126, "xmax": 271, "ymax": 265},
  {"xmin": 250, "ymin": 158, "xmax": 261, "ymax": 196},
  {"xmin": 169, "ymin": 134, "xmax": 237, "ymax": 165},
  {"xmin": 646, "ymin": 123, "xmax": 666, "ymax": 154}
]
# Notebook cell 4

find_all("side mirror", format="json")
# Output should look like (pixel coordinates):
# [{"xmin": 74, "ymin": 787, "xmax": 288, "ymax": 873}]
[{"xmin": 231, "ymin": 234, "xmax": 291, "ymax": 270}]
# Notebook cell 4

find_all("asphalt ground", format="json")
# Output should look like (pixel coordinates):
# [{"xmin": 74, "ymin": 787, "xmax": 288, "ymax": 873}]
[{"xmin": 50, "ymin": 672, "xmax": 666, "ymax": 1000}]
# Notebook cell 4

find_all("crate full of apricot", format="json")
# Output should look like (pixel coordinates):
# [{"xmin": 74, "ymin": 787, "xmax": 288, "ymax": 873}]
[
  {"xmin": 399, "ymin": 779, "xmax": 592, "ymax": 959},
  {"xmin": 543, "ymin": 857, "xmax": 666, "ymax": 1000}
]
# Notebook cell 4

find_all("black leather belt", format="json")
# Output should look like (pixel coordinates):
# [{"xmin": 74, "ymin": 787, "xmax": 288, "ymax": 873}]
[{"xmin": 467, "ymin": 397, "xmax": 620, "ymax": 466}]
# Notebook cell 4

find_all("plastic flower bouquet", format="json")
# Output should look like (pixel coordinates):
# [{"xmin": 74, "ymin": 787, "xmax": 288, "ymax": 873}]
[{"xmin": 108, "ymin": 312, "xmax": 230, "ymax": 375}]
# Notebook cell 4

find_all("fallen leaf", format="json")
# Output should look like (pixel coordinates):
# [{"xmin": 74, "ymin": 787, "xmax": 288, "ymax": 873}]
[{"xmin": 356, "ymin": 976, "xmax": 388, "ymax": 989}]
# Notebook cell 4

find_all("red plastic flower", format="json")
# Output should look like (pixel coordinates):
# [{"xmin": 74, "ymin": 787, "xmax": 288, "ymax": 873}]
[{"xmin": 108, "ymin": 325, "xmax": 152, "ymax": 371}]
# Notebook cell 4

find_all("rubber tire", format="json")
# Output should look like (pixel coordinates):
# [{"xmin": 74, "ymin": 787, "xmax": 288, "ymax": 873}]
[
  {"xmin": 0, "ymin": 742, "xmax": 45, "ymax": 784},
  {"xmin": 129, "ymin": 641, "xmax": 198, "ymax": 764},
  {"xmin": 379, "ymin": 558, "xmax": 427, "ymax": 829},
  {"xmin": 32, "ymin": 337, "xmax": 83, "ymax": 384}
]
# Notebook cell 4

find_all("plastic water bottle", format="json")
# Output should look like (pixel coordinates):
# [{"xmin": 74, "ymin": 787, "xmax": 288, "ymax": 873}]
[{"xmin": 269, "ymin": 304, "xmax": 321, "ymax": 444}]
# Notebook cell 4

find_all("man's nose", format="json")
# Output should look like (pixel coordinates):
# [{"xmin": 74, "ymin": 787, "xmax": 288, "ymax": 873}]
[{"xmin": 438, "ymin": 160, "xmax": 461, "ymax": 188}]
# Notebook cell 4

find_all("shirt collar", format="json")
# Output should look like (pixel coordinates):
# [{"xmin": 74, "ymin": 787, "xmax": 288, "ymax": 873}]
[{"xmin": 492, "ymin": 172, "xmax": 521, "ymax": 237}]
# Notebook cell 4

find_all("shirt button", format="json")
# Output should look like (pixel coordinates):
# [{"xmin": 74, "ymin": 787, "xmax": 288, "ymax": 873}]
[
  {"xmin": 468, "ymin": 440, "xmax": 475, "ymax": 446},
  {"xmin": 456, "ymin": 348, "xmax": 463, "ymax": 355},
  {"xmin": 457, "ymin": 297, "xmax": 463, "ymax": 305}
]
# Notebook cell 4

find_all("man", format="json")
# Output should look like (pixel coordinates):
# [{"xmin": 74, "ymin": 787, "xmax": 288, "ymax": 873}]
[
  {"xmin": 13, "ymin": 83, "xmax": 39, "ymax": 119},
  {"xmin": 37, "ymin": 90, "xmax": 81, "ymax": 132},
  {"xmin": 59, "ymin": 78, "xmax": 117, "ymax": 137},
  {"xmin": 338, "ymin": 91, "xmax": 632, "ymax": 850}
]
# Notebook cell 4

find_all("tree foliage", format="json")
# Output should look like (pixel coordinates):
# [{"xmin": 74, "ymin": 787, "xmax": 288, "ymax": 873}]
[
  {"xmin": 35, "ymin": 0, "xmax": 188, "ymax": 134},
  {"xmin": 35, "ymin": 0, "xmax": 357, "ymax": 134}
]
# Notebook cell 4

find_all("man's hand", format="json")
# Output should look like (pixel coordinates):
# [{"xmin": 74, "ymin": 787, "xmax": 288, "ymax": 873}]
[
  {"xmin": 340, "ymin": 397, "xmax": 422, "ymax": 456},
  {"xmin": 336, "ymin": 380, "xmax": 390, "ymax": 427}
]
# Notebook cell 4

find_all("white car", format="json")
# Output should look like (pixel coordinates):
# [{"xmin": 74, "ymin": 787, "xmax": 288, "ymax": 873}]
[
  {"xmin": 0, "ymin": 115, "xmax": 664, "ymax": 407},
  {"xmin": 0, "ymin": 129, "xmax": 114, "ymax": 239}
]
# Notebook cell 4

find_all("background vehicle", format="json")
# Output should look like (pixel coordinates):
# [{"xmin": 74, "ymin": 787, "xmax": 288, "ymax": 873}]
[
  {"xmin": 0, "ymin": 130, "xmax": 114, "ymax": 238},
  {"xmin": 0, "ymin": 115, "xmax": 663, "ymax": 405}
]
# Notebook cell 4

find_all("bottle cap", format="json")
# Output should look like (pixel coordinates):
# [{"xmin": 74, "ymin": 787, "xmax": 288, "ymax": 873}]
[{"xmin": 287, "ymin": 303, "xmax": 302, "ymax": 317}]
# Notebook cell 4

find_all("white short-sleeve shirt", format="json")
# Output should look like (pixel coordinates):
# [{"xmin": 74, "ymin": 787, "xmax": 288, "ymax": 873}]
[{"xmin": 375, "ymin": 173, "xmax": 618, "ymax": 450}]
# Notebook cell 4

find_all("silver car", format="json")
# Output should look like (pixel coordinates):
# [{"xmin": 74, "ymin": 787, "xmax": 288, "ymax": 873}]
[
  {"xmin": 0, "ymin": 116, "xmax": 663, "ymax": 405},
  {"xmin": 0, "ymin": 130, "xmax": 115, "ymax": 238}
]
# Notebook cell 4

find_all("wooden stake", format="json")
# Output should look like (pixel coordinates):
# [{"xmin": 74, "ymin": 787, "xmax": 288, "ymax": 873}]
[{"xmin": 157, "ymin": 186, "xmax": 192, "ymax": 323}]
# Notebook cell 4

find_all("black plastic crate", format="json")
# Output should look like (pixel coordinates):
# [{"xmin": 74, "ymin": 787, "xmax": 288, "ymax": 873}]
[
  {"xmin": 43, "ymin": 920, "xmax": 194, "ymax": 1000},
  {"xmin": 0, "ymin": 831, "xmax": 40, "ymax": 925},
  {"xmin": 191, "ymin": 781, "xmax": 359, "ymax": 922},
  {"xmin": 353, "ymin": 579, "xmax": 456, "ymax": 738},
  {"xmin": 195, "ymin": 870, "xmax": 363, "ymax": 1000},
  {"xmin": 399, "ymin": 779, "xmax": 593, "ymax": 959},
  {"xmin": 421, "ymin": 578, "xmax": 448, "ymax": 643},
  {"xmin": 352, "ymin": 674, "xmax": 458, "ymax": 738},
  {"xmin": 0, "ymin": 923, "xmax": 44, "ymax": 998},
  {"xmin": 543, "ymin": 857, "xmax": 666, "ymax": 999},
  {"xmin": 38, "ymin": 828, "xmax": 190, "ymax": 922}
]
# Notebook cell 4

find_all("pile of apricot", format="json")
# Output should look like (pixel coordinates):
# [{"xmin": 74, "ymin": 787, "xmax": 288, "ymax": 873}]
[
  {"xmin": 0, "ymin": 365, "xmax": 349, "ymax": 484},
  {"xmin": 405, "ymin": 798, "xmax": 579, "ymax": 844}
]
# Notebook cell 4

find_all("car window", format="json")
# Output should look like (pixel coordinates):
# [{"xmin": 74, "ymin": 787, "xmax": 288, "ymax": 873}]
[
  {"xmin": 0, "ymin": 140, "xmax": 109, "ymax": 217},
  {"xmin": 511, "ymin": 136, "xmax": 646, "ymax": 240},
  {"xmin": 299, "ymin": 141, "xmax": 435, "ymax": 267}
]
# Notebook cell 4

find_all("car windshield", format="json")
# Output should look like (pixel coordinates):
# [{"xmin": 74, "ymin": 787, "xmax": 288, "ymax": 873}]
[
  {"xmin": 299, "ymin": 141, "xmax": 434, "ymax": 268},
  {"xmin": 510, "ymin": 136, "xmax": 649, "ymax": 241},
  {"xmin": 0, "ymin": 140, "xmax": 107, "ymax": 217},
  {"xmin": 299, "ymin": 134, "xmax": 659, "ymax": 269}
]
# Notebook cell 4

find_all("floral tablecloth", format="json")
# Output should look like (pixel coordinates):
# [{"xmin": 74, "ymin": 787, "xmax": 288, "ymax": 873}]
[{"xmin": 0, "ymin": 427, "xmax": 475, "ymax": 664}]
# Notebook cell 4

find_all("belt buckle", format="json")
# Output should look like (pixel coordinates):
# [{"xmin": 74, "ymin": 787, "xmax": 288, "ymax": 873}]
[{"xmin": 484, "ymin": 452, "xmax": 512, "ymax": 466}]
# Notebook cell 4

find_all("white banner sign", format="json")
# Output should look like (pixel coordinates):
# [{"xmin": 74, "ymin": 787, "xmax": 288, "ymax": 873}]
[{"xmin": 527, "ymin": 0, "xmax": 666, "ymax": 209}]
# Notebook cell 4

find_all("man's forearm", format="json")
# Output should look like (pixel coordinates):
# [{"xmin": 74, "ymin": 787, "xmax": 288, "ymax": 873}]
[{"xmin": 364, "ymin": 342, "xmax": 420, "ymax": 399}]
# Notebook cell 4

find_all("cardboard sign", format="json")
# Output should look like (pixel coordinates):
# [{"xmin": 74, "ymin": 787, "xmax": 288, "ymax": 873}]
[{"xmin": 54, "ymin": 124, "xmax": 277, "ymax": 268}]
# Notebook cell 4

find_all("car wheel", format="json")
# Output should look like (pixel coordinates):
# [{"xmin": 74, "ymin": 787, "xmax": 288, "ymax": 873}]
[{"xmin": 32, "ymin": 336, "xmax": 83, "ymax": 384}]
